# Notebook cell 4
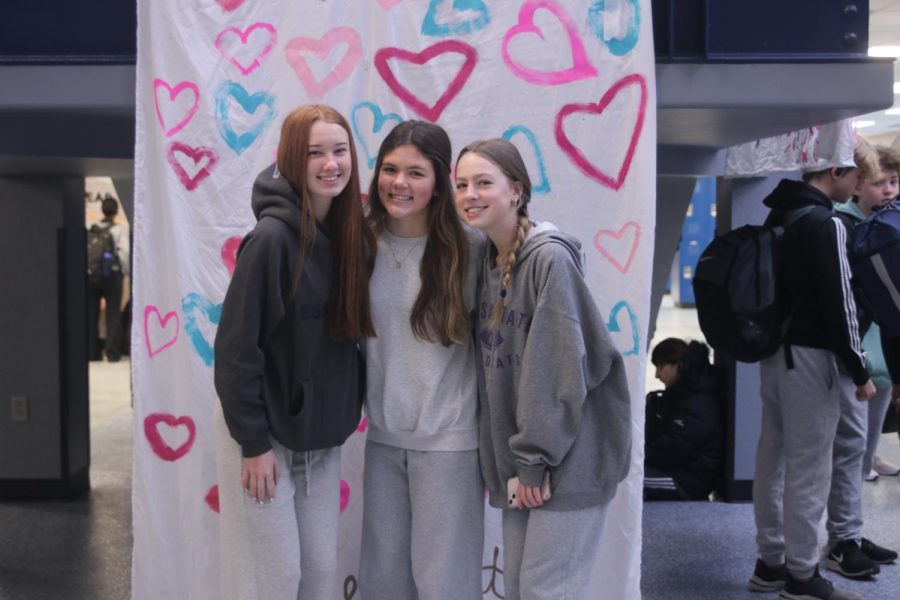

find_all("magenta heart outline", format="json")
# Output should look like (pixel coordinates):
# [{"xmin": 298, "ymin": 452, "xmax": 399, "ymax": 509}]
[
  {"xmin": 285, "ymin": 26, "xmax": 363, "ymax": 101},
  {"xmin": 221, "ymin": 235, "xmax": 244, "ymax": 276},
  {"xmin": 144, "ymin": 305, "xmax": 179, "ymax": 358},
  {"xmin": 215, "ymin": 22, "xmax": 277, "ymax": 76},
  {"xmin": 216, "ymin": 0, "xmax": 246, "ymax": 11},
  {"xmin": 593, "ymin": 221, "xmax": 641, "ymax": 274},
  {"xmin": 502, "ymin": 0, "xmax": 598, "ymax": 86},
  {"xmin": 554, "ymin": 73, "xmax": 647, "ymax": 190},
  {"xmin": 374, "ymin": 40, "xmax": 477, "ymax": 122},
  {"xmin": 153, "ymin": 79, "xmax": 200, "ymax": 138},
  {"xmin": 166, "ymin": 142, "xmax": 218, "ymax": 191},
  {"xmin": 144, "ymin": 413, "xmax": 196, "ymax": 462}
]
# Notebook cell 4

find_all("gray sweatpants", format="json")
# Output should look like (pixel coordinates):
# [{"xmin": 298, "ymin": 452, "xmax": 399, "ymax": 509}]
[
  {"xmin": 358, "ymin": 440, "xmax": 484, "ymax": 600},
  {"xmin": 501, "ymin": 502, "xmax": 609, "ymax": 600},
  {"xmin": 753, "ymin": 345, "xmax": 842, "ymax": 580},
  {"xmin": 826, "ymin": 371, "xmax": 866, "ymax": 545},
  {"xmin": 214, "ymin": 403, "xmax": 341, "ymax": 600},
  {"xmin": 863, "ymin": 386, "xmax": 894, "ymax": 474}
]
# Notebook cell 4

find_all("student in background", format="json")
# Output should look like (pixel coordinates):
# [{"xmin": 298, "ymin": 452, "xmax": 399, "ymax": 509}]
[{"xmin": 87, "ymin": 195, "xmax": 129, "ymax": 362}]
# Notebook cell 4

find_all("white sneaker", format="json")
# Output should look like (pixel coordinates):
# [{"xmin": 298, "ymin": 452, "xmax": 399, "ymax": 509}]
[
  {"xmin": 873, "ymin": 455, "xmax": 900, "ymax": 476},
  {"xmin": 865, "ymin": 469, "xmax": 879, "ymax": 482}
]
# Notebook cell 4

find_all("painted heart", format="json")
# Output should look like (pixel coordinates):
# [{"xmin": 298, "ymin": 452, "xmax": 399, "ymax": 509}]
[
  {"xmin": 166, "ymin": 142, "xmax": 218, "ymax": 191},
  {"xmin": 374, "ymin": 40, "xmax": 477, "ymax": 122},
  {"xmin": 357, "ymin": 416, "xmax": 369, "ymax": 432},
  {"xmin": 502, "ymin": 0, "xmax": 598, "ymax": 85},
  {"xmin": 588, "ymin": 0, "xmax": 642, "ymax": 57},
  {"xmin": 205, "ymin": 485, "xmax": 220, "ymax": 513},
  {"xmin": 215, "ymin": 0, "xmax": 246, "ymax": 10},
  {"xmin": 144, "ymin": 305, "xmax": 179, "ymax": 357},
  {"xmin": 377, "ymin": 0, "xmax": 402, "ymax": 8},
  {"xmin": 221, "ymin": 235, "xmax": 244, "ymax": 277},
  {"xmin": 501, "ymin": 125, "xmax": 551, "ymax": 195},
  {"xmin": 340, "ymin": 480, "xmax": 350, "ymax": 513},
  {"xmin": 144, "ymin": 413, "xmax": 196, "ymax": 462},
  {"xmin": 215, "ymin": 22, "xmax": 277, "ymax": 76},
  {"xmin": 351, "ymin": 101, "xmax": 404, "ymax": 168},
  {"xmin": 593, "ymin": 221, "xmax": 640, "ymax": 274},
  {"xmin": 421, "ymin": 0, "xmax": 491, "ymax": 37},
  {"xmin": 215, "ymin": 81, "xmax": 277, "ymax": 155},
  {"xmin": 285, "ymin": 27, "xmax": 362, "ymax": 101},
  {"xmin": 153, "ymin": 79, "xmax": 200, "ymax": 138},
  {"xmin": 554, "ymin": 73, "xmax": 647, "ymax": 190},
  {"xmin": 181, "ymin": 292, "xmax": 223, "ymax": 367},
  {"xmin": 607, "ymin": 300, "xmax": 640, "ymax": 356}
]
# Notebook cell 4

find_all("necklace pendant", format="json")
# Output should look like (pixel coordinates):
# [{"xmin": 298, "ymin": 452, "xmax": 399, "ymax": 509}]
[{"xmin": 394, "ymin": 260, "xmax": 403, "ymax": 269}]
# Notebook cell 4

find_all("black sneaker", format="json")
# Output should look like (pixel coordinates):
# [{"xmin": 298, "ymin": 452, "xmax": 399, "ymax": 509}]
[
  {"xmin": 861, "ymin": 537, "xmax": 898, "ymax": 564},
  {"xmin": 779, "ymin": 567, "xmax": 863, "ymax": 600},
  {"xmin": 825, "ymin": 539, "xmax": 880, "ymax": 579},
  {"xmin": 748, "ymin": 558, "xmax": 786, "ymax": 592}
]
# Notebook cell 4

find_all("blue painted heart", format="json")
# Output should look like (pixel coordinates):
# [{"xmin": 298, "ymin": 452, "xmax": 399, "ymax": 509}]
[
  {"xmin": 421, "ymin": 0, "xmax": 491, "ymax": 37},
  {"xmin": 607, "ymin": 300, "xmax": 640, "ymax": 356},
  {"xmin": 181, "ymin": 292, "xmax": 223, "ymax": 366},
  {"xmin": 501, "ymin": 125, "xmax": 551, "ymax": 195},
  {"xmin": 351, "ymin": 101, "xmax": 404, "ymax": 169},
  {"xmin": 215, "ymin": 81, "xmax": 277, "ymax": 155}
]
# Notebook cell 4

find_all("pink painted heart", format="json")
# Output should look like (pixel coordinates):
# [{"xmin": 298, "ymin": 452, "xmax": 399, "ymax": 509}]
[
  {"xmin": 166, "ymin": 142, "xmax": 218, "ymax": 191},
  {"xmin": 593, "ymin": 221, "xmax": 641, "ymax": 274},
  {"xmin": 554, "ymin": 73, "xmax": 647, "ymax": 190},
  {"xmin": 221, "ymin": 236, "xmax": 244, "ymax": 277},
  {"xmin": 144, "ymin": 305, "xmax": 179, "ymax": 357},
  {"xmin": 377, "ymin": 0, "xmax": 402, "ymax": 8},
  {"xmin": 215, "ymin": 22, "xmax": 277, "ymax": 76},
  {"xmin": 340, "ymin": 480, "xmax": 350, "ymax": 513},
  {"xmin": 374, "ymin": 40, "xmax": 477, "ymax": 122},
  {"xmin": 356, "ymin": 416, "xmax": 369, "ymax": 432},
  {"xmin": 144, "ymin": 413, "xmax": 196, "ymax": 462},
  {"xmin": 153, "ymin": 79, "xmax": 200, "ymax": 138},
  {"xmin": 285, "ymin": 27, "xmax": 362, "ymax": 101},
  {"xmin": 502, "ymin": 0, "xmax": 598, "ymax": 85},
  {"xmin": 215, "ymin": 0, "xmax": 246, "ymax": 10},
  {"xmin": 205, "ymin": 485, "xmax": 220, "ymax": 513}
]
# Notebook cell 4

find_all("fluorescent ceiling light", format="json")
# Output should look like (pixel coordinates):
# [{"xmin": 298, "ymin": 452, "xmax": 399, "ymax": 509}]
[
  {"xmin": 869, "ymin": 46, "xmax": 900, "ymax": 57},
  {"xmin": 886, "ymin": 108, "xmax": 900, "ymax": 115},
  {"xmin": 852, "ymin": 120, "xmax": 876, "ymax": 129}
]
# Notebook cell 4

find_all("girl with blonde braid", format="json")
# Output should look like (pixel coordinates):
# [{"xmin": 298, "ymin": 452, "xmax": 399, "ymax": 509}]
[{"xmin": 455, "ymin": 139, "xmax": 632, "ymax": 600}]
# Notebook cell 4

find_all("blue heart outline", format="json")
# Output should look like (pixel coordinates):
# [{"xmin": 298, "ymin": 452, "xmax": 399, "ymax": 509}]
[
  {"xmin": 351, "ymin": 101, "xmax": 404, "ymax": 169},
  {"xmin": 215, "ymin": 81, "xmax": 277, "ymax": 155},
  {"xmin": 607, "ymin": 299, "xmax": 640, "ymax": 356},
  {"xmin": 501, "ymin": 125, "xmax": 551, "ymax": 196},
  {"xmin": 421, "ymin": 0, "xmax": 491, "ymax": 37},
  {"xmin": 181, "ymin": 292, "xmax": 223, "ymax": 367},
  {"xmin": 587, "ymin": 0, "xmax": 641, "ymax": 57}
]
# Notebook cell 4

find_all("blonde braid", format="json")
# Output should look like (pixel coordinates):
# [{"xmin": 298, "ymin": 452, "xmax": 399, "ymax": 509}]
[{"xmin": 490, "ymin": 215, "xmax": 532, "ymax": 329}]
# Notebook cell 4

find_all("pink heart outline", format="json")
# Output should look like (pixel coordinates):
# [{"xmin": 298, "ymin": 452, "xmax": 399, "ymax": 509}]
[
  {"xmin": 215, "ymin": 0, "xmax": 246, "ymax": 11},
  {"xmin": 554, "ymin": 73, "xmax": 647, "ymax": 190},
  {"xmin": 340, "ymin": 480, "xmax": 350, "ymax": 513},
  {"xmin": 144, "ymin": 413, "xmax": 196, "ymax": 462},
  {"xmin": 285, "ymin": 27, "xmax": 363, "ymax": 101},
  {"xmin": 215, "ymin": 22, "xmax": 278, "ymax": 76},
  {"xmin": 502, "ymin": 0, "xmax": 598, "ymax": 86},
  {"xmin": 377, "ymin": 0, "xmax": 402, "ymax": 8},
  {"xmin": 153, "ymin": 79, "xmax": 200, "ymax": 138},
  {"xmin": 144, "ymin": 305, "xmax": 179, "ymax": 357},
  {"xmin": 166, "ymin": 142, "xmax": 218, "ymax": 192},
  {"xmin": 221, "ymin": 235, "xmax": 244, "ymax": 277},
  {"xmin": 593, "ymin": 221, "xmax": 641, "ymax": 274},
  {"xmin": 374, "ymin": 40, "xmax": 478, "ymax": 122},
  {"xmin": 205, "ymin": 485, "xmax": 220, "ymax": 513}
]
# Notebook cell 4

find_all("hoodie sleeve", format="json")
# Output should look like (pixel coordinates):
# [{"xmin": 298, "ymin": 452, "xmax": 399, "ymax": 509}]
[
  {"xmin": 644, "ymin": 389, "xmax": 719, "ymax": 469},
  {"xmin": 883, "ymin": 333, "xmax": 900, "ymax": 384},
  {"xmin": 214, "ymin": 222, "xmax": 290, "ymax": 457},
  {"xmin": 509, "ymin": 243, "xmax": 623, "ymax": 486},
  {"xmin": 813, "ymin": 217, "xmax": 869, "ymax": 386}
]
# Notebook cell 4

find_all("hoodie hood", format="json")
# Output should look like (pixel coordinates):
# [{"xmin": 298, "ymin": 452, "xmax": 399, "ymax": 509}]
[
  {"xmin": 250, "ymin": 164, "xmax": 302, "ymax": 228},
  {"xmin": 517, "ymin": 222, "xmax": 585, "ymax": 276},
  {"xmin": 762, "ymin": 178, "xmax": 834, "ymax": 212},
  {"xmin": 834, "ymin": 198, "xmax": 866, "ymax": 223}
]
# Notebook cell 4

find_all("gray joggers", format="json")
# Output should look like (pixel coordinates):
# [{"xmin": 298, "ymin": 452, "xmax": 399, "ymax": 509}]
[
  {"xmin": 826, "ymin": 372, "xmax": 866, "ymax": 545},
  {"xmin": 863, "ymin": 386, "xmax": 894, "ymax": 474},
  {"xmin": 358, "ymin": 440, "xmax": 484, "ymax": 600},
  {"xmin": 214, "ymin": 403, "xmax": 341, "ymax": 600},
  {"xmin": 501, "ymin": 502, "xmax": 609, "ymax": 600},
  {"xmin": 753, "ymin": 345, "xmax": 842, "ymax": 580}
]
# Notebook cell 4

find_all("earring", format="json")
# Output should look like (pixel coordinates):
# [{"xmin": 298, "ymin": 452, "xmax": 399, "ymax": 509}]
[{"xmin": 510, "ymin": 195, "xmax": 519, "ymax": 207}]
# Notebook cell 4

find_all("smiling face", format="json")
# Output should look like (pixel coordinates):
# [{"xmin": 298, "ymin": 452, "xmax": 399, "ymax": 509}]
[
  {"xmin": 857, "ymin": 167, "xmax": 899, "ymax": 216},
  {"xmin": 305, "ymin": 120, "xmax": 352, "ymax": 208},
  {"xmin": 454, "ymin": 152, "xmax": 523, "ymax": 238},
  {"xmin": 376, "ymin": 144, "xmax": 436, "ymax": 236}
]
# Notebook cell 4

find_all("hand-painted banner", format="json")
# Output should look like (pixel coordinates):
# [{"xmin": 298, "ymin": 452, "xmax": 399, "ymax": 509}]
[{"xmin": 133, "ymin": 2, "xmax": 656, "ymax": 598}]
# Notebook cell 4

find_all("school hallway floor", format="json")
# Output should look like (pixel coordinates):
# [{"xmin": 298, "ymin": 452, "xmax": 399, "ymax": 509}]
[{"xmin": 1, "ymin": 300, "xmax": 900, "ymax": 599}]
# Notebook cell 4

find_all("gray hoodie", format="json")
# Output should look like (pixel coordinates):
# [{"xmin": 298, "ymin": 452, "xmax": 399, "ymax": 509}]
[{"xmin": 476, "ymin": 223, "xmax": 632, "ymax": 510}]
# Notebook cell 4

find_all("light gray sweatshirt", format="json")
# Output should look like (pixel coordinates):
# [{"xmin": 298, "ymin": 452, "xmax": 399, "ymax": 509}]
[
  {"xmin": 364, "ymin": 228, "xmax": 484, "ymax": 451},
  {"xmin": 476, "ymin": 223, "xmax": 632, "ymax": 510}
]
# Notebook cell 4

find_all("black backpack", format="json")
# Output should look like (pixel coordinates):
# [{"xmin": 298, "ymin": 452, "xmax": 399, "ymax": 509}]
[
  {"xmin": 87, "ymin": 222, "xmax": 120, "ymax": 284},
  {"xmin": 693, "ymin": 205, "xmax": 827, "ymax": 362}
]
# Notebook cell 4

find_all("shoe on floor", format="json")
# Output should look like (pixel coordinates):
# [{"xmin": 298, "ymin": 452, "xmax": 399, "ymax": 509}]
[
  {"xmin": 873, "ymin": 455, "xmax": 900, "ymax": 476},
  {"xmin": 825, "ymin": 539, "xmax": 880, "ymax": 579},
  {"xmin": 861, "ymin": 537, "xmax": 898, "ymax": 564},
  {"xmin": 748, "ymin": 558, "xmax": 786, "ymax": 592},
  {"xmin": 864, "ymin": 469, "xmax": 879, "ymax": 482},
  {"xmin": 779, "ymin": 567, "xmax": 862, "ymax": 600}
]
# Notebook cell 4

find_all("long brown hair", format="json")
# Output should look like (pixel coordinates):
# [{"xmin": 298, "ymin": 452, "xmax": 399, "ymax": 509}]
[
  {"xmin": 276, "ymin": 104, "xmax": 375, "ymax": 340},
  {"xmin": 456, "ymin": 139, "xmax": 533, "ymax": 329},
  {"xmin": 367, "ymin": 120, "xmax": 470, "ymax": 346}
]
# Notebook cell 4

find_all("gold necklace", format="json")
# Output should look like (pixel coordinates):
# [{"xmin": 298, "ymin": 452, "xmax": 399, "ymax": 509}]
[{"xmin": 385, "ymin": 235, "xmax": 425, "ymax": 269}]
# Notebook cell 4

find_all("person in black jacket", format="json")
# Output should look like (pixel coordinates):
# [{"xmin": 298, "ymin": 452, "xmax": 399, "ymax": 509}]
[
  {"xmin": 644, "ymin": 338, "xmax": 723, "ymax": 501},
  {"xmin": 212, "ymin": 104, "xmax": 375, "ymax": 600}
]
